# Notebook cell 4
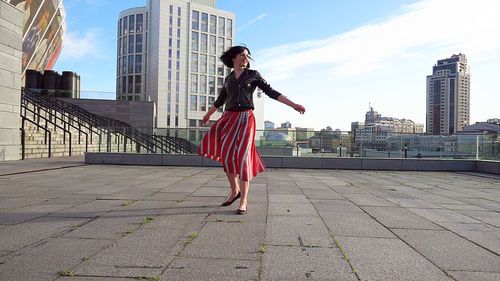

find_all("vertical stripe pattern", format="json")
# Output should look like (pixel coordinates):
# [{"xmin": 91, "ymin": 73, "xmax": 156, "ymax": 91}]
[{"xmin": 198, "ymin": 110, "xmax": 265, "ymax": 181}]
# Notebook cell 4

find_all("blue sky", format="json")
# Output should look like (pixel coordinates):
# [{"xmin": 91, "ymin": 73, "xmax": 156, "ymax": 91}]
[{"xmin": 55, "ymin": 0, "xmax": 500, "ymax": 130}]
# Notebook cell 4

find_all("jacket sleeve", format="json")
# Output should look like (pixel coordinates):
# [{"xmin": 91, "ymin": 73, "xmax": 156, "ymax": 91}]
[
  {"xmin": 213, "ymin": 86, "xmax": 227, "ymax": 108},
  {"xmin": 253, "ymin": 71, "xmax": 281, "ymax": 100}
]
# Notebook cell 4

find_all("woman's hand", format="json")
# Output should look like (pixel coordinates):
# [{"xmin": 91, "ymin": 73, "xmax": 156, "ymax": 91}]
[
  {"xmin": 202, "ymin": 106, "xmax": 218, "ymax": 125},
  {"xmin": 293, "ymin": 104, "xmax": 305, "ymax": 114},
  {"xmin": 202, "ymin": 112, "xmax": 211, "ymax": 125}
]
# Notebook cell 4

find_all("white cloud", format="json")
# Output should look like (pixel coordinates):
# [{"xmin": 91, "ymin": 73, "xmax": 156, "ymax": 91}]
[
  {"xmin": 254, "ymin": 0, "xmax": 500, "ymax": 130},
  {"xmin": 59, "ymin": 29, "xmax": 101, "ymax": 60},
  {"xmin": 237, "ymin": 13, "xmax": 268, "ymax": 31},
  {"xmin": 255, "ymin": 0, "xmax": 500, "ymax": 81}
]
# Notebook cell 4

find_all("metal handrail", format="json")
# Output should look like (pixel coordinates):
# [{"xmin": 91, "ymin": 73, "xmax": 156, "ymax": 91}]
[{"xmin": 20, "ymin": 116, "xmax": 51, "ymax": 159}]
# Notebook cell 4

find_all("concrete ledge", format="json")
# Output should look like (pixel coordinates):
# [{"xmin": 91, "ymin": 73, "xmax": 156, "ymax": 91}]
[
  {"xmin": 84, "ymin": 153, "xmax": 499, "ymax": 174},
  {"xmin": 362, "ymin": 158, "xmax": 402, "ymax": 170},
  {"xmin": 322, "ymin": 158, "xmax": 361, "ymax": 169},
  {"xmin": 477, "ymin": 160, "xmax": 500, "ymax": 174}
]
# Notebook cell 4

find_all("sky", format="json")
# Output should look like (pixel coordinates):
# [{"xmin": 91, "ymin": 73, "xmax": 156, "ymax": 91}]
[{"xmin": 54, "ymin": 0, "xmax": 500, "ymax": 131}]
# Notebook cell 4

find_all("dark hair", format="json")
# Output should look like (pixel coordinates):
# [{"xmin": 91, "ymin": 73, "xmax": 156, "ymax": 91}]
[{"xmin": 220, "ymin": 45, "xmax": 251, "ymax": 68}]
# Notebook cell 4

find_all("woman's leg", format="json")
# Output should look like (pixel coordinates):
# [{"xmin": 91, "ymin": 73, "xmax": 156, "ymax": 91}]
[
  {"xmin": 226, "ymin": 173, "xmax": 240, "ymax": 200},
  {"xmin": 238, "ymin": 180, "xmax": 249, "ymax": 211}
]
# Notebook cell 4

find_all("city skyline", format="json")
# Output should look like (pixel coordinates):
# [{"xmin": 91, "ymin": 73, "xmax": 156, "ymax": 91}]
[{"xmin": 54, "ymin": 0, "xmax": 500, "ymax": 131}]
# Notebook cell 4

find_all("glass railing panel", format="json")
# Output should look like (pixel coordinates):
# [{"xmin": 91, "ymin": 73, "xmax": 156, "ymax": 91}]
[{"xmin": 91, "ymin": 127, "xmax": 500, "ymax": 161}]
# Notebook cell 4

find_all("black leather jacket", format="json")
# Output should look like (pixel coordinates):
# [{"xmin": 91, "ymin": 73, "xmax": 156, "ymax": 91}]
[{"xmin": 214, "ymin": 69, "xmax": 281, "ymax": 111}]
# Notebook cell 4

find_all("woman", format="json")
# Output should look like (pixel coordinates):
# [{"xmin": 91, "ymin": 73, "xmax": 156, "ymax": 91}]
[{"xmin": 199, "ymin": 46, "xmax": 305, "ymax": 214}]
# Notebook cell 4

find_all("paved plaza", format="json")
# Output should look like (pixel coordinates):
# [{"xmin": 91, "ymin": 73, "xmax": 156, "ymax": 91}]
[{"xmin": 0, "ymin": 157, "xmax": 500, "ymax": 281}]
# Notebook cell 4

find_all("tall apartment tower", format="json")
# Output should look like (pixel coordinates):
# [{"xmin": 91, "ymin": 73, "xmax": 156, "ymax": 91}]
[
  {"xmin": 426, "ymin": 53, "xmax": 470, "ymax": 135},
  {"xmin": 117, "ymin": 0, "xmax": 235, "ymax": 128}
]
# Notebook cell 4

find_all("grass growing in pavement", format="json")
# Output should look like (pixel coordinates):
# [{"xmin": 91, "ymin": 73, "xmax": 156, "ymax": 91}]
[
  {"xmin": 122, "ymin": 200, "xmax": 135, "ymax": 206},
  {"xmin": 185, "ymin": 233, "xmax": 198, "ymax": 245},
  {"xmin": 142, "ymin": 217, "xmax": 155, "ymax": 225},
  {"xmin": 59, "ymin": 269, "xmax": 74, "ymax": 276}
]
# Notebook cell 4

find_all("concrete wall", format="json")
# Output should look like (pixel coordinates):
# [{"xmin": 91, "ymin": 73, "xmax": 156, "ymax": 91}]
[
  {"xmin": 61, "ymin": 98, "xmax": 155, "ymax": 128},
  {"xmin": 85, "ymin": 153, "xmax": 498, "ymax": 175},
  {"xmin": 0, "ymin": 2, "xmax": 23, "ymax": 161}
]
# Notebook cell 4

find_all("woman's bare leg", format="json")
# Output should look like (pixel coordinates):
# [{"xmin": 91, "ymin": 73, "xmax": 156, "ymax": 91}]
[
  {"xmin": 226, "ymin": 173, "xmax": 240, "ymax": 200},
  {"xmin": 238, "ymin": 180, "xmax": 249, "ymax": 211}
]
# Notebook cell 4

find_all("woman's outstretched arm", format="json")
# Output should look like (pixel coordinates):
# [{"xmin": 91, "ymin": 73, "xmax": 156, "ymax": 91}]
[{"xmin": 277, "ymin": 95, "xmax": 305, "ymax": 114}]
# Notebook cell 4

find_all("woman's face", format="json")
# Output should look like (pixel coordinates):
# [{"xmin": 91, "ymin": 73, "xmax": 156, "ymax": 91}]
[{"xmin": 232, "ymin": 49, "xmax": 250, "ymax": 69}]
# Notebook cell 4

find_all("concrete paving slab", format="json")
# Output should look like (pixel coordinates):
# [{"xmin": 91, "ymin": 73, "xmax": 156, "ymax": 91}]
[
  {"xmin": 337, "ymin": 236, "xmax": 454, "ymax": 281},
  {"xmin": 321, "ymin": 211, "xmax": 395, "ymax": 238},
  {"xmin": 0, "ymin": 238, "xmax": 109, "ymax": 281},
  {"xmin": 343, "ymin": 193, "xmax": 398, "ymax": 207},
  {"xmin": 163, "ymin": 256, "xmax": 260, "ymax": 281},
  {"xmin": 266, "ymin": 216, "xmax": 335, "ymax": 247},
  {"xmin": 438, "ymin": 222, "xmax": 500, "ymax": 255},
  {"xmin": 392, "ymin": 229, "xmax": 500, "ymax": 272},
  {"xmin": 181, "ymin": 222, "xmax": 265, "ymax": 261},
  {"xmin": 268, "ymin": 202, "xmax": 318, "ymax": 217},
  {"xmin": 362, "ymin": 206, "xmax": 444, "ymax": 230},
  {"xmin": 261, "ymin": 245, "xmax": 358, "ymax": 281},
  {"xmin": 447, "ymin": 271, "xmax": 500, "ymax": 281},
  {"xmin": 0, "ymin": 203, "xmax": 73, "ymax": 224},
  {"xmin": 408, "ymin": 208, "xmax": 482, "ymax": 224},
  {"xmin": 0, "ymin": 216, "xmax": 90, "ymax": 252}
]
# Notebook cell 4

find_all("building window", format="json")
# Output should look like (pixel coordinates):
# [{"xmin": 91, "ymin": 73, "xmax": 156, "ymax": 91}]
[
  {"xmin": 201, "ymin": 13, "xmax": 208, "ymax": 32},
  {"xmin": 217, "ymin": 37, "xmax": 224, "ymax": 55},
  {"xmin": 190, "ymin": 95, "xmax": 197, "ymax": 111},
  {"xmin": 118, "ymin": 38, "xmax": 122, "ymax": 56},
  {"xmin": 200, "ymin": 75, "xmax": 207, "ymax": 94},
  {"xmin": 169, "ymin": 5, "xmax": 173, "ymax": 14},
  {"xmin": 227, "ymin": 19, "xmax": 232, "ymax": 37},
  {"xmin": 136, "ymin": 34, "xmax": 142, "ymax": 52},
  {"xmin": 119, "ymin": 18, "xmax": 122, "ymax": 36},
  {"xmin": 128, "ymin": 55, "xmax": 134, "ymax": 74},
  {"xmin": 135, "ymin": 55, "xmax": 142, "ymax": 73},
  {"xmin": 122, "ymin": 56, "xmax": 127, "ymax": 74},
  {"xmin": 129, "ymin": 15, "xmax": 135, "ymax": 33},
  {"xmin": 200, "ymin": 96, "xmax": 206, "ymax": 111},
  {"xmin": 217, "ymin": 61, "xmax": 224, "ymax": 75},
  {"xmin": 209, "ymin": 76, "xmax": 215, "ymax": 95},
  {"xmin": 136, "ymin": 14, "xmax": 143, "ymax": 32},
  {"xmin": 191, "ymin": 74, "xmax": 198, "ymax": 93},
  {"xmin": 218, "ymin": 17, "xmax": 225, "ymax": 36},
  {"xmin": 128, "ymin": 35, "xmax": 134, "ymax": 53},
  {"xmin": 209, "ymin": 35, "xmax": 216, "ymax": 54},
  {"xmin": 209, "ymin": 56, "xmax": 216, "ymax": 74},
  {"xmin": 189, "ymin": 119, "xmax": 197, "ymax": 127},
  {"xmin": 122, "ymin": 76, "xmax": 127, "ymax": 93},
  {"xmin": 177, "ymin": 17, "xmax": 181, "ymax": 26},
  {"xmin": 191, "ymin": 53, "xmax": 198, "ymax": 72},
  {"xmin": 191, "ymin": 32, "xmax": 198, "ymax": 51},
  {"xmin": 200, "ymin": 33, "xmax": 207, "ymax": 53},
  {"xmin": 210, "ymin": 15, "xmax": 216, "ymax": 33},
  {"xmin": 123, "ymin": 36, "xmax": 128, "ymax": 55},
  {"xmin": 135, "ymin": 75, "xmax": 141, "ymax": 93},
  {"xmin": 226, "ymin": 38, "xmax": 232, "ymax": 50},
  {"xmin": 178, "ymin": 7, "xmax": 181, "ymax": 16},
  {"xmin": 200, "ymin": 54, "xmax": 207, "ymax": 73},
  {"xmin": 127, "ymin": 75, "xmax": 133, "ymax": 93},
  {"xmin": 192, "ymin": 11, "xmax": 199, "ymax": 30},
  {"xmin": 209, "ymin": 96, "xmax": 215, "ymax": 106},
  {"xmin": 123, "ymin": 16, "xmax": 128, "ymax": 35}
]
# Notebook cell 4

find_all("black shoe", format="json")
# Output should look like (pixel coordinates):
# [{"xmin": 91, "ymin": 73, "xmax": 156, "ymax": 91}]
[
  {"xmin": 236, "ymin": 208, "xmax": 247, "ymax": 215},
  {"xmin": 221, "ymin": 192, "xmax": 240, "ymax": 206}
]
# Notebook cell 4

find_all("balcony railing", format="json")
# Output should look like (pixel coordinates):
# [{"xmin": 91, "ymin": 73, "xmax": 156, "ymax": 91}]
[{"xmin": 92, "ymin": 127, "xmax": 500, "ymax": 161}]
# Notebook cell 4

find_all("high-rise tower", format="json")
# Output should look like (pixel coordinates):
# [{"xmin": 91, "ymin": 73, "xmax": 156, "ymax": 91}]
[
  {"xmin": 426, "ymin": 53, "xmax": 470, "ymax": 134},
  {"xmin": 117, "ymin": 0, "xmax": 235, "ymax": 128}
]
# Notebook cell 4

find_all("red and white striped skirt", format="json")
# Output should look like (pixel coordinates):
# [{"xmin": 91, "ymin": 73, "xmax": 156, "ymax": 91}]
[{"xmin": 198, "ymin": 110, "xmax": 265, "ymax": 181}]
